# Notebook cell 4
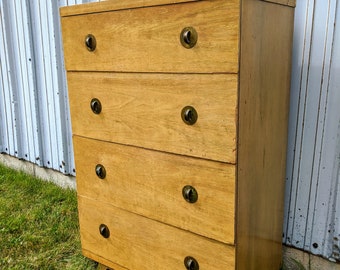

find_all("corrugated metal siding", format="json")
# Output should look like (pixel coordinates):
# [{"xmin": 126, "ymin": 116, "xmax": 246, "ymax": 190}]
[
  {"xmin": 283, "ymin": 0, "xmax": 340, "ymax": 262},
  {"xmin": 1, "ymin": 0, "xmax": 340, "ymax": 261},
  {"xmin": 0, "ymin": 0, "xmax": 102, "ymax": 175}
]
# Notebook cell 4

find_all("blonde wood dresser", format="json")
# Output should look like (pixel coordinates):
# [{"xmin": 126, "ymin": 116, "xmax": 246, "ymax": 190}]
[{"xmin": 60, "ymin": 0, "xmax": 295, "ymax": 269}]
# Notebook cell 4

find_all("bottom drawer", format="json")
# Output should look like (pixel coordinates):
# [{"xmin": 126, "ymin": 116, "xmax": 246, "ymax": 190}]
[{"xmin": 78, "ymin": 196, "xmax": 235, "ymax": 270}]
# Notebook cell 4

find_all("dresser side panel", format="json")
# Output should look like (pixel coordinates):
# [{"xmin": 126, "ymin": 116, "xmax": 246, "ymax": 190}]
[{"xmin": 237, "ymin": 1, "xmax": 295, "ymax": 269}]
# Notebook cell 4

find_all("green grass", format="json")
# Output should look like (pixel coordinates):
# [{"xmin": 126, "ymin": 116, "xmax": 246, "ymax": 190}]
[{"xmin": 0, "ymin": 164, "xmax": 98, "ymax": 270}]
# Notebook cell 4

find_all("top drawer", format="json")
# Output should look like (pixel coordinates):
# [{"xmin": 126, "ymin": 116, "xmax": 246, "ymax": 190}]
[{"xmin": 61, "ymin": 0, "xmax": 239, "ymax": 73}]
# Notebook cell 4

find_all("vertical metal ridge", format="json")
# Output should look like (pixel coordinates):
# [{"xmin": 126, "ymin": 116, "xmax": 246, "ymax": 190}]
[
  {"xmin": 25, "ymin": 0, "xmax": 43, "ymax": 166},
  {"xmin": 52, "ymin": 0, "xmax": 74, "ymax": 174},
  {"xmin": 1, "ymin": 1, "xmax": 21, "ymax": 158},
  {"xmin": 284, "ymin": 0, "xmax": 340, "ymax": 262}
]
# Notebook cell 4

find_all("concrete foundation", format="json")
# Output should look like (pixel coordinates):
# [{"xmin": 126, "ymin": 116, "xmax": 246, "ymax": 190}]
[
  {"xmin": 0, "ymin": 154, "xmax": 76, "ymax": 189},
  {"xmin": 283, "ymin": 246, "xmax": 340, "ymax": 270}
]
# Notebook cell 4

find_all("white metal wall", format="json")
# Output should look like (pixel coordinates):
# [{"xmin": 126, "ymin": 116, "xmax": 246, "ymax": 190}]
[
  {"xmin": 0, "ymin": 0, "xmax": 340, "ymax": 262},
  {"xmin": 283, "ymin": 0, "xmax": 340, "ymax": 262},
  {"xmin": 0, "ymin": 0, "xmax": 101, "ymax": 174}
]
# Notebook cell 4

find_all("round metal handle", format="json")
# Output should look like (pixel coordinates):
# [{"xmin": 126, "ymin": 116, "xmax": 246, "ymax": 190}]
[
  {"xmin": 90, "ymin": 98, "xmax": 102, "ymax": 114},
  {"xmin": 95, "ymin": 164, "xmax": 106, "ymax": 179},
  {"xmin": 184, "ymin": 256, "xmax": 199, "ymax": 270},
  {"xmin": 182, "ymin": 185, "xmax": 198, "ymax": 204},
  {"xmin": 99, "ymin": 224, "xmax": 110, "ymax": 238},
  {"xmin": 180, "ymin": 27, "xmax": 198, "ymax": 49},
  {"xmin": 85, "ymin": 34, "xmax": 96, "ymax": 51},
  {"xmin": 181, "ymin": 106, "xmax": 198, "ymax": 125}
]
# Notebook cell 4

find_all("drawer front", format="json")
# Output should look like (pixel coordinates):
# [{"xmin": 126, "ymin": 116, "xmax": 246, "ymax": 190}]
[
  {"xmin": 74, "ymin": 136, "xmax": 235, "ymax": 244},
  {"xmin": 68, "ymin": 72, "xmax": 237, "ymax": 163},
  {"xmin": 78, "ymin": 196, "xmax": 235, "ymax": 270},
  {"xmin": 61, "ymin": 0, "xmax": 239, "ymax": 73}
]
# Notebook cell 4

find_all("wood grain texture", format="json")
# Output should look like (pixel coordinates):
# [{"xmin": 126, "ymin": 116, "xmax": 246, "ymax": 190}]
[
  {"xmin": 74, "ymin": 136, "xmax": 235, "ymax": 244},
  {"xmin": 68, "ymin": 72, "xmax": 237, "ymax": 163},
  {"xmin": 61, "ymin": 0, "xmax": 239, "ymax": 73},
  {"xmin": 60, "ymin": 0, "xmax": 201, "ymax": 17},
  {"xmin": 78, "ymin": 196, "xmax": 235, "ymax": 270},
  {"xmin": 236, "ymin": 1, "xmax": 295, "ymax": 269}
]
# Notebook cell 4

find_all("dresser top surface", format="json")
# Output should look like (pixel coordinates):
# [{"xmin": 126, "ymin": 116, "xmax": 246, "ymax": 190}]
[
  {"xmin": 60, "ymin": 0, "xmax": 202, "ymax": 17},
  {"xmin": 60, "ymin": 0, "xmax": 295, "ymax": 17}
]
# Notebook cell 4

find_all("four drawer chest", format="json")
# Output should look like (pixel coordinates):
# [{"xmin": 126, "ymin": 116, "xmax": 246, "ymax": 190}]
[{"xmin": 60, "ymin": 0, "xmax": 296, "ymax": 269}]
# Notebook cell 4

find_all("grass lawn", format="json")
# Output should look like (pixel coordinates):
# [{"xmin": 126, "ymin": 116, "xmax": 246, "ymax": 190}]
[{"xmin": 0, "ymin": 164, "xmax": 97, "ymax": 270}]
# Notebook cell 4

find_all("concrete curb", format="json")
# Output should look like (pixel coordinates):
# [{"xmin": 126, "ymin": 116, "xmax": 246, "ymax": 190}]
[
  {"xmin": 283, "ymin": 246, "xmax": 340, "ymax": 270},
  {"xmin": 0, "ymin": 154, "xmax": 76, "ymax": 190}
]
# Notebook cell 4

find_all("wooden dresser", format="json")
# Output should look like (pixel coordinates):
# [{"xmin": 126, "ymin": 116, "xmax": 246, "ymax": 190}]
[{"xmin": 60, "ymin": 0, "xmax": 295, "ymax": 269}]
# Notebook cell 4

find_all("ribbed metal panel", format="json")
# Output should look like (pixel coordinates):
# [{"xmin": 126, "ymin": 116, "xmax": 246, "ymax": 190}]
[
  {"xmin": 0, "ymin": 0, "xmax": 102, "ymax": 174},
  {"xmin": 283, "ymin": 0, "xmax": 340, "ymax": 262}
]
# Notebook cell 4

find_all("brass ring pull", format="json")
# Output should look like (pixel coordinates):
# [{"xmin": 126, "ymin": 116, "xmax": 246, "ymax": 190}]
[
  {"xmin": 90, "ymin": 98, "xmax": 102, "ymax": 114},
  {"xmin": 181, "ymin": 106, "xmax": 198, "ymax": 125},
  {"xmin": 180, "ymin": 27, "xmax": 198, "ymax": 49},
  {"xmin": 85, "ymin": 34, "xmax": 96, "ymax": 51},
  {"xmin": 95, "ymin": 164, "xmax": 106, "ymax": 179},
  {"xmin": 182, "ymin": 185, "xmax": 198, "ymax": 204},
  {"xmin": 184, "ymin": 256, "xmax": 199, "ymax": 270},
  {"xmin": 99, "ymin": 224, "xmax": 110, "ymax": 238}
]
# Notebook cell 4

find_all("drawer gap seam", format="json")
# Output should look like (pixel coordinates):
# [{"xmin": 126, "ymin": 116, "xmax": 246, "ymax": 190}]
[{"xmin": 73, "ymin": 134, "xmax": 237, "ymax": 165}]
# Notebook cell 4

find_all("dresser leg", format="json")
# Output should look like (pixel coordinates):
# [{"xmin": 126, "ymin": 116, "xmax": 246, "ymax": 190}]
[{"xmin": 97, "ymin": 263, "xmax": 112, "ymax": 270}]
